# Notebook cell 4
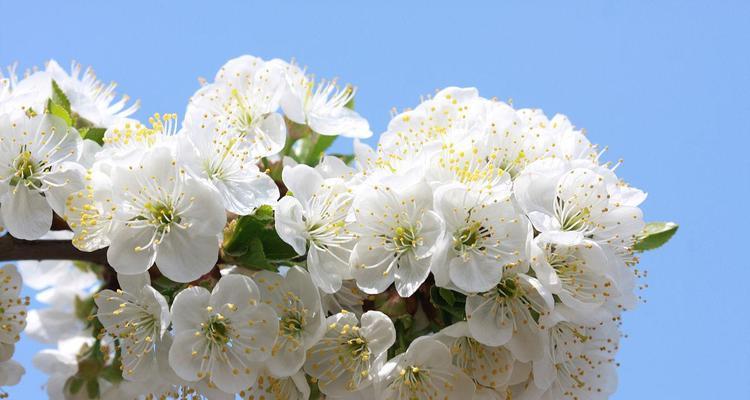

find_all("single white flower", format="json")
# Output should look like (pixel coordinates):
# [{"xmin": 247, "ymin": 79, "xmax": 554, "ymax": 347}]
[
  {"xmin": 255, "ymin": 266, "xmax": 326, "ymax": 377},
  {"xmin": 518, "ymin": 318, "xmax": 620, "ymax": 400},
  {"xmin": 350, "ymin": 176, "xmax": 443, "ymax": 297},
  {"xmin": 19, "ymin": 260, "xmax": 98, "ymax": 344},
  {"xmin": 94, "ymin": 273, "xmax": 170, "ymax": 382},
  {"xmin": 379, "ymin": 336, "xmax": 475, "ymax": 400},
  {"xmin": 104, "ymin": 146, "xmax": 226, "ymax": 282},
  {"xmin": 434, "ymin": 321, "xmax": 516, "ymax": 391},
  {"xmin": 279, "ymin": 61, "xmax": 371, "ymax": 138},
  {"xmin": 184, "ymin": 55, "xmax": 287, "ymax": 159},
  {"xmin": 33, "ymin": 335, "xmax": 94, "ymax": 400},
  {"xmin": 304, "ymin": 310, "xmax": 395, "ymax": 397},
  {"xmin": 431, "ymin": 182, "xmax": 529, "ymax": 293},
  {"xmin": 0, "ymin": 265, "xmax": 28, "ymax": 346},
  {"xmin": 466, "ymin": 274, "xmax": 553, "ymax": 363},
  {"xmin": 513, "ymin": 158, "xmax": 645, "ymax": 254},
  {"xmin": 0, "ymin": 114, "xmax": 84, "ymax": 239},
  {"xmin": 239, "ymin": 370, "xmax": 310, "ymax": 400},
  {"xmin": 180, "ymin": 115, "xmax": 279, "ymax": 215},
  {"xmin": 168, "ymin": 274, "xmax": 279, "ymax": 394},
  {"xmin": 377, "ymin": 87, "xmax": 484, "ymax": 172},
  {"xmin": 45, "ymin": 60, "xmax": 139, "ymax": 128},
  {"xmin": 529, "ymin": 236, "xmax": 618, "ymax": 319},
  {"xmin": 276, "ymin": 163, "xmax": 355, "ymax": 293}
]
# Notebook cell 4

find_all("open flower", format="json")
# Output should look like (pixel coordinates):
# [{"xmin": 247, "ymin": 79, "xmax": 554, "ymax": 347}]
[
  {"xmin": 179, "ymin": 115, "xmax": 279, "ymax": 215},
  {"xmin": 379, "ymin": 336, "xmax": 475, "ymax": 399},
  {"xmin": 0, "ymin": 114, "xmax": 83, "ymax": 239},
  {"xmin": 276, "ymin": 163, "xmax": 355, "ymax": 293},
  {"xmin": 304, "ymin": 310, "xmax": 395, "ymax": 397},
  {"xmin": 94, "ymin": 273, "xmax": 170, "ymax": 382},
  {"xmin": 45, "ymin": 60, "xmax": 139, "ymax": 128},
  {"xmin": 104, "ymin": 146, "xmax": 226, "ymax": 282},
  {"xmin": 184, "ymin": 55, "xmax": 286, "ymax": 159},
  {"xmin": 255, "ymin": 266, "xmax": 326, "ymax": 377},
  {"xmin": 19, "ymin": 260, "xmax": 98, "ymax": 343},
  {"xmin": 168, "ymin": 274, "xmax": 279, "ymax": 394},
  {"xmin": 431, "ymin": 182, "xmax": 528, "ymax": 293},
  {"xmin": 434, "ymin": 321, "xmax": 516, "ymax": 392},
  {"xmin": 518, "ymin": 318, "xmax": 620, "ymax": 400},
  {"xmin": 466, "ymin": 274, "xmax": 553, "ymax": 363},
  {"xmin": 513, "ymin": 158, "xmax": 645, "ymax": 254},
  {"xmin": 350, "ymin": 176, "xmax": 443, "ymax": 297},
  {"xmin": 279, "ymin": 61, "xmax": 371, "ymax": 138}
]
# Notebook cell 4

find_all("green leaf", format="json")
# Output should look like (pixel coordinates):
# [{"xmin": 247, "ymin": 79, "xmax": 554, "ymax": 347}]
[
  {"xmin": 47, "ymin": 99, "xmax": 73, "ymax": 126},
  {"xmin": 438, "ymin": 287, "xmax": 456, "ymax": 306},
  {"xmin": 51, "ymin": 80, "xmax": 71, "ymax": 114},
  {"xmin": 80, "ymin": 127, "xmax": 107, "ymax": 145},
  {"xmin": 235, "ymin": 237, "xmax": 275, "ymax": 270},
  {"xmin": 634, "ymin": 221, "xmax": 678, "ymax": 251},
  {"xmin": 306, "ymin": 134, "xmax": 337, "ymax": 165},
  {"xmin": 222, "ymin": 205, "xmax": 297, "ymax": 270}
]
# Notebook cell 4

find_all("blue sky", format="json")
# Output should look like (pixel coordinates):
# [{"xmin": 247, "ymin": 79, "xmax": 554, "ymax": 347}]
[{"xmin": 1, "ymin": 1, "xmax": 748, "ymax": 398}]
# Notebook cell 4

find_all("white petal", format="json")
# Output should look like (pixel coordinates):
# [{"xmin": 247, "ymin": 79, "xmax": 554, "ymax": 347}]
[{"xmin": 1, "ymin": 185, "xmax": 52, "ymax": 239}]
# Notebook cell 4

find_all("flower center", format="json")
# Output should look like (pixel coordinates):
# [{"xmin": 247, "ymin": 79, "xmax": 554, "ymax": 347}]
[
  {"xmin": 10, "ymin": 150, "xmax": 42, "ymax": 186},
  {"xmin": 204, "ymin": 315, "xmax": 230, "ymax": 345},
  {"xmin": 398, "ymin": 365, "xmax": 426, "ymax": 389},
  {"xmin": 495, "ymin": 278, "xmax": 522, "ymax": 298},
  {"xmin": 392, "ymin": 226, "xmax": 419, "ymax": 252},
  {"xmin": 144, "ymin": 201, "xmax": 180, "ymax": 229},
  {"xmin": 453, "ymin": 221, "xmax": 489, "ymax": 254},
  {"xmin": 280, "ymin": 309, "xmax": 306, "ymax": 338}
]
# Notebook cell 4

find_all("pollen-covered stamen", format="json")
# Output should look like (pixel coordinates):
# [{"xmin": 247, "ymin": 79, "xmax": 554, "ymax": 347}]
[
  {"xmin": 94, "ymin": 290, "xmax": 162, "ymax": 377},
  {"xmin": 203, "ymin": 314, "xmax": 231, "ymax": 346},
  {"xmin": 453, "ymin": 221, "xmax": 492, "ymax": 258},
  {"xmin": 554, "ymin": 196, "xmax": 595, "ymax": 234},
  {"xmin": 546, "ymin": 244, "xmax": 612, "ymax": 303},
  {"xmin": 389, "ymin": 225, "xmax": 422, "ymax": 253}
]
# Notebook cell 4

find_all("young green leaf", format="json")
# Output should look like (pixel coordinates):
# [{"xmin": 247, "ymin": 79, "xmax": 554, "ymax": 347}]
[
  {"xmin": 46, "ymin": 99, "xmax": 73, "ymax": 126},
  {"xmin": 51, "ymin": 79, "xmax": 72, "ymax": 114},
  {"xmin": 634, "ymin": 221, "xmax": 678, "ymax": 251}
]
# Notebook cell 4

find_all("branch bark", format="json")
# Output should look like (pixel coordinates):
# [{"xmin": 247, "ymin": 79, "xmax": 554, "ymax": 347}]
[{"xmin": 0, "ymin": 234, "xmax": 108, "ymax": 265}]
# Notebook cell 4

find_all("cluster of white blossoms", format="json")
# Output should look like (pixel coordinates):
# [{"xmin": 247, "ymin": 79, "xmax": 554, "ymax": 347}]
[{"xmin": 0, "ymin": 55, "xmax": 676, "ymax": 399}]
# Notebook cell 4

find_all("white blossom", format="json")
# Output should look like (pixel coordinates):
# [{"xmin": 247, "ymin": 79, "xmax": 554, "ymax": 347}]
[
  {"xmin": 350, "ymin": 176, "xmax": 443, "ymax": 297},
  {"xmin": 304, "ymin": 310, "xmax": 395, "ymax": 397},
  {"xmin": 94, "ymin": 273, "xmax": 170, "ymax": 381},
  {"xmin": 378, "ymin": 336, "xmax": 475, "ymax": 399},
  {"xmin": 0, "ymin": 114, "xmax": 83, "ymax": 239},
  {"xmin": 279, "ymin": 61, "xmax": 371, "ymax": 138},
  {"xmin": 255, "ymin": 266, "xmax": 325, "ymax": 377},
  {"xmin": 168, "ymin": 274, "xmax": 279, "ymax": 394},
  {"xmin": 276, "ymin": 162, "xmax": 355, "ymax": 293}
]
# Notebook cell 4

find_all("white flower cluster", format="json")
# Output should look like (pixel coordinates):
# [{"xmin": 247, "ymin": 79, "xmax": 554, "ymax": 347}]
[
  {"xmin": 0, "ymin": 55, "xmax": 669, "ymax": 399},
  {"xmin": 273, "ymin": 86, "xmax": 645, "ymax": 399}
]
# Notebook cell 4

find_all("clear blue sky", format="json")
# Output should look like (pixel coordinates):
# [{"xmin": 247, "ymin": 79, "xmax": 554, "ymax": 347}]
[{"xmin": 1, "ymin": 1, "xmax": 748, "ymax": 398}]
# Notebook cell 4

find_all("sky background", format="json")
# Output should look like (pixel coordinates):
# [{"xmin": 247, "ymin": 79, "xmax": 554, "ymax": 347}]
[{"xmin": 1, "ymin": 1, "xmax": 749, "ymax": 398}]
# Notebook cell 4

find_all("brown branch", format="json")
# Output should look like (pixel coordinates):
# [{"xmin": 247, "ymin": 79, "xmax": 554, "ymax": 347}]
[{"xmin": 0, "ymin": 234, "xmax": 108, "ymax": 265}]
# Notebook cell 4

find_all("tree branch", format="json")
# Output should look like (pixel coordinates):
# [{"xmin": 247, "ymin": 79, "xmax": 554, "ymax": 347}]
[{"xmin": 0, "ymin": 234, "xmax": 108, "ymax": 265}]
